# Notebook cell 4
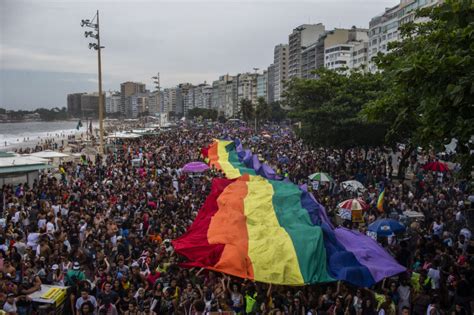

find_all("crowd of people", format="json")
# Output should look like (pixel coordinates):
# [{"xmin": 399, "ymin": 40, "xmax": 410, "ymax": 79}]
[{"xmin": 0, "ymin": 121, "xmax": 472, "ymax": 315}]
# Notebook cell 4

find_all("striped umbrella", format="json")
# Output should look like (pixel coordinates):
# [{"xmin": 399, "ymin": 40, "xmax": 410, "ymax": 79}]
[
  {"xmin": 308, "ymin": 172, "xmax": 334, "ymax": 182},
  {"xmin": 338, "ymin": 198, "xmax": 368, "ymax": 211}
]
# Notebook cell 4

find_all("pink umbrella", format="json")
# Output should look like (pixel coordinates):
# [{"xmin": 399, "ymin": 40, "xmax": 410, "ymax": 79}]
[
  {"xmin": 182, "ymin": 161, "xmax": 210, "ymax": 173},
  {"xmin": 338, "ymin": 198, "xmax": 368, "ymax": 211}
]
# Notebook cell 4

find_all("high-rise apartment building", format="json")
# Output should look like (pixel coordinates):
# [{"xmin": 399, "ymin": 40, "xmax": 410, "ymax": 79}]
[
  {"xmin": 288, "ymin": 24, "xmax": 326, "ymax": 79},
  {"xmin": 302, "ymin": 29, "xmax": 351, "ymax": 78},
  {"xmin": 267, "ymin": 64, "xmax": 275, "ymax": 104},
  {"xmin": 162, "ymin": 88, "xmax": 177, "ymax": 114},
  {"xmin": 273, "ymin": 44, "xmax": 288, "ymax": 101},
  {"xmin": 300, "ymin": 27, "xmax": 369, "ymax": 77},
  {"xmin": 127, "ymin": 94, "xmax": 149, "ymax": 118},
  {"xmin": 176, "ymin": 83, "xmax": 193, "ymax": 116},
  {"xmin": 301, "ymin": 43, "xmax": 319, "ymax": 79},
  {"xmin": 368, "ymin": 0, "xmax": 441, "ymax": 72},
  {"xmin": 80, "ymin": 93, "xmax": 105, "ymax": 118},
  {"xmin": 185, "ymin": 84, "xmax": 213, "ymax": 114},
  {"xmin": 324, "ymin": 28, "xmax": 369, "ymax": 72},
  {"xmin": 120, "ymin": 82, "xmax": 146, "ymax": 117},
  {"xmin": 237, "ymin": 73, "xmax": 258, "ymax": 110},
  {"xmin": 67, "ymin": 93, "xmax": 85, "ymax": 118},
  {"xmin": 148, "ymin": 90, "xmax": 161, "ymax": 115},
  {"xmin": 211, "ymin": 75, "xmax": 234, "ymax": 116},
  {"xmin": 256, "ymin": 71, "xmax": 268, "ymax": 102},
  {"xmin": 105, "ymin": 92, "xmax": 121, "ymax": 114}
]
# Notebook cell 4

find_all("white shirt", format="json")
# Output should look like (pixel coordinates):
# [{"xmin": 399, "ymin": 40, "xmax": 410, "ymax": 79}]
[
  {"xmin": 427, "ymin": 268, "xmax": 440, "ymax": 289},
  {"xmin": 38, "ymin": 218, "xmax": 47, "ymax": 229},
  {"xmin": 27, "ymin": 233, "xmax": 40, "ymax": 248},
  {"xmin": 52, "ymin": 205, "xmax": 60, "ymax": 217},
  {"xmin": 46, "ymin": 222, "xmax": 55, "ymax": 234},
  {"xmin": 3, "ymin": 301, "xmax": 17, "ymax": 313}
]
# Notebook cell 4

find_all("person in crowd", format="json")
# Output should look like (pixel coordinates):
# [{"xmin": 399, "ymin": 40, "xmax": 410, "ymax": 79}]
[{"xmin": 0, "ymin": 121, "xmax": 472, "ymax": 314}]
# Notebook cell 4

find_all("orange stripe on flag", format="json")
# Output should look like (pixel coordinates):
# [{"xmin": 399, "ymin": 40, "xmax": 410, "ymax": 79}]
[{"xmin": 207, "ymin": 174, "xmax": 254, "ymax": 280}]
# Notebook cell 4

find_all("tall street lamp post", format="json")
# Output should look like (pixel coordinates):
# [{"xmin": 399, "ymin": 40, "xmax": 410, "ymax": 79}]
[{"xmin": 81, "ymin": 11, "xmax": 105, "ymax": 155}]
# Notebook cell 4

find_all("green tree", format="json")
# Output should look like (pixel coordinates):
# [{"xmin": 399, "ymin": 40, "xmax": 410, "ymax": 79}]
[
  {"xmin": 285, "ymin": 68, "xmax": 387, "ymax": 152},
  {"xmin": 239, "ymin": 99, "xmax": 254, "ymax": 123},
  {"xmin": 269, "ymin": 101, "xmax": 287, "ymax": 122},
  {"xmin": 364, "ymin": 0, "xmax": 474, "ymax": 176},
  {"xmin": 187, "ymin": 108, "xmax": 218, "ymax": 120},
  {"xmin": 255, "ymin": 97, "xmax": 270, "ymax": 129}
]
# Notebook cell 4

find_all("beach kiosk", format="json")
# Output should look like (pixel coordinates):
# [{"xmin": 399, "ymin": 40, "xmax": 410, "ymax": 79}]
[
  {"xmin": 29, "ymin": 285, "xmax": 70, "ymax": 314},
  {"xmin": 0, "ymin": 152, "xmax": 51, "ymax": 186}
]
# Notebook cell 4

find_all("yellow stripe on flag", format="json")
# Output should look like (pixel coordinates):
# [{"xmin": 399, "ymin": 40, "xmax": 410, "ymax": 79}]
[
  {"xmin": 217, "ymin": 140, "xmax": 241, "ymax": 179},
  {"xmin": 244, "ymin": 176, "xmax": 304, "ymax": 284}
]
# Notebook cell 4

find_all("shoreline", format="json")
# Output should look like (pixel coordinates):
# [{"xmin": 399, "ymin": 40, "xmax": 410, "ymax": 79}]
[{"xmin": 1, "ymin": 120, "xmax": 147, "ymax": 153}]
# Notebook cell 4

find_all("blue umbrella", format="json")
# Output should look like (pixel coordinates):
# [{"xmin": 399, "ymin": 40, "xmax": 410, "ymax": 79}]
[{"xmin": 368, "ymin": 219, "xmax": 406, "ymax": 236}]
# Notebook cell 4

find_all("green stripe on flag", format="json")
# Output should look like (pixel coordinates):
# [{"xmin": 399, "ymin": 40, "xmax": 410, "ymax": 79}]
[{"xmin": 270, "ymin": 180, "xmax": 334, "ymax": 284}]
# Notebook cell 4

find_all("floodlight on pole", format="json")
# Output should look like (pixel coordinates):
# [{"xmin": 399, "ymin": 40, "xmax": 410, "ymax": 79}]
[{"xmin": 81, "ymin": 10, "xmax": 105, "ymax": 156}]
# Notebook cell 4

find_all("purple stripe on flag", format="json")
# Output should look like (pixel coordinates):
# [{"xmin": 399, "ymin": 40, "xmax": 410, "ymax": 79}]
[{"xmin": 334, "ymin": 228, "xmax": 406, "ymax": 282}]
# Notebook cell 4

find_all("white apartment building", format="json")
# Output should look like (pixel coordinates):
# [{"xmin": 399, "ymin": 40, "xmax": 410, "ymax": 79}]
[
  {"xmin": 351, "ymin": 42, "xmax": 369, "ymax": 70},
  {"xmin": 148, "ymin": 91, "xmax": 161, "ymax": 115},
  {"xmin": 211, "ymin": 75, "xmax": 233, "ymax": 115},
  {"xmin": 191, "ymin": 84, "xmax": 213, "ymax": 110},
  {"xmin": 184, "ymin": 86, "xmax": 195, "ymax": 115},
  {"xmin": 128, "ymin": 94, "xmax": 149, "ymax": 118},
  {"xmin": 325, "ymin": 44, "xmax": 354, "ymax": 70},
  {"xmin": 273, "ymin": 44, "xmax": 288, "ymax": 101},
  {"xmin": 325, "ymin": 28, "xmax": 369, "ymax": 72},
  {"xmin": 368, "ymin": 0, "xmax": 441, "ymax": 72},
  {"xmin": 224, "ymin": 80, "xmax": 236, "ymax": 118},
  {"xmin": 105, "ymin": 93, "xmax": 121, "ymax": 114},
  {"xmin": 162, "ymin": 88, "xmax": 177, "ymax": 114},
  {"xmin": 288, "ymin": 24, "xmax": 326, "ymax": 79},
  {"xmin": 237, "ymin": 73, "xmax": 257, "ymax": 105}
]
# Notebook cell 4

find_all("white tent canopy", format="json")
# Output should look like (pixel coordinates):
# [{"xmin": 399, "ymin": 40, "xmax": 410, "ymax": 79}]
[
  {"xmin": 29, "ymin": 150, "xmax": 70, "ymax": 159},
  {"xmin": 106, "ymin": 132, "xmax": 142, "ymax": 139},
  {"xmin": 0, "ymin": 155, "xmax": 49, "ymax": 167}
]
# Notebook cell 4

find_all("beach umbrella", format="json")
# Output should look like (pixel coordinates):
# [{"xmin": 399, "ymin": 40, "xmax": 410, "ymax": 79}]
[
  {"xmin": 182, "ymin": 161, "xmax": 210, "ymax": 173},
  {"xmin": 368, "ymin": 219, "xmax": 406, "ymax": 236},
  {"xmin": 341, "ymin": 180, "xmax": 366, "ymax": 192},
  {"xmin": 338, "ymin": 198, "xmax": 368, "ymax": 211},
  {"xmin": 423, "ymin": 161, "xmax": 449, "ymax": 172},
  {"xmin": 308, "ymin": 172, "xmax": 334, "ymax": 182}
]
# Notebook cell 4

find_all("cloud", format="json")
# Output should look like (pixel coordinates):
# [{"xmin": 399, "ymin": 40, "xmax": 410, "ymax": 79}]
[{"xmin": 1, "ymin": 0, "xmax": 399, "ymax": 108}]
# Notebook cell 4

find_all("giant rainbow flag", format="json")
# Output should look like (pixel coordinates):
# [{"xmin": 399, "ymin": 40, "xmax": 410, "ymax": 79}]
[
  {"xmin": 174, "ymin": 140, "xmax": 405, "ymax": 286},
  {"xmin": 202, "ymin": 139, "xmax": 281, "ymax": 180}
]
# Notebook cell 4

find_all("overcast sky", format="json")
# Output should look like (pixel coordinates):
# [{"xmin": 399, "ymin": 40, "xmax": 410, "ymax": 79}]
[{"xmin": 0, "ymin": 0, "xmax": 397, "ymax": 109}]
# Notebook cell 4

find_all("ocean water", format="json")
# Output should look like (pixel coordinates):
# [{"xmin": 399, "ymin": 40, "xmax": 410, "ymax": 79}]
[{"xmin": 0, "ymin": 121, "xmax": 97, "ymax": 149}]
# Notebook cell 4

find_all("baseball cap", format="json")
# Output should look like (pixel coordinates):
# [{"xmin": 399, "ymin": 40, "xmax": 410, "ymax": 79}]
[
  {"xmin": 51, "ymin": 264, "xmax": 59, "ymax": 271},
  {"xmin": 73, "ymin": 262, "xmax": 80, "ymax": 270}
]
